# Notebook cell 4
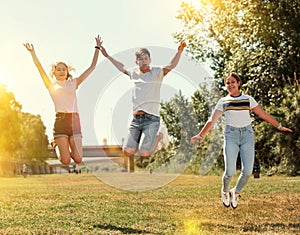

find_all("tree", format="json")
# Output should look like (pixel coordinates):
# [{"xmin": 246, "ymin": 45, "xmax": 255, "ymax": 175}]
[
  {"xmin": 144, "ymin": 91, "xmax": 198, "ymax": 170},
  {"xmin": 255, "ymin": 84, "xmax": 300, "ymax": 176},
  {"xmin": 174, "ymin": 0, "xmax": 300, "ymax": 175},
  {"xmin": 160, "ymin": 91, "xmax": 198, "ymax": 162},
  {"xmin": 0, "ymin": 84, "xmax": 22, "ymax": 160},
  {"xmin": 19, "ymin": 112, "xmax": 49, "ymax": 163},
  {"xmin": 174, "ymin": 0, "xmax": 300, "ymax": 104},
  {"xmin": 0, "ymin": 83, "xmax": 49, "ymax": 163}
]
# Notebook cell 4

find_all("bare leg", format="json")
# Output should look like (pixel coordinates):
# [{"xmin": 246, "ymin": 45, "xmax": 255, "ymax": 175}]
[
  {"xmin": 149, "ymin": 133, "xmax": 163, "ymax": 155},
  {"xmin": 124, "ymin": 148, "xmax": 136, "ymax": 172},
  {"xmin": 69, "ymin": 135, "xmax": 83, "ymax": 164},
  {"xmin": 55, "ymin": 137, "xmax": 72, "ymax": 165}
]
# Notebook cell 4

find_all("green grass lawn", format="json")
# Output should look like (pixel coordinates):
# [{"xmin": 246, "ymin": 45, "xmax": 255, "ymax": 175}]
[{"xmin": 0, "ymin": 173, "xmax": 299, "ymax": 234}]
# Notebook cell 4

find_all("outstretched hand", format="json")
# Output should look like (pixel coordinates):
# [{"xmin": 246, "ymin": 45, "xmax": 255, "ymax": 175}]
[
  {"xmin": 95, "ymin": 35, "xmax": 102, "ymax": 48},
  {"xmin": 190, "ymin": 135, "xmax": 202, "ymax": 143},
  {"xmin": 279, "ymin": 126, "xmax": 293, "ymax": 132},
  {"xmin": 99, "ymin": 43, "xmax": 109, "ymax": 57},
  {"xmin": 23, "ymin": 43, "xmax": 34, "ymax": 52},
  {"xmin": 178, "ymin": 40, "xmax": 186, "ymax": 52}
]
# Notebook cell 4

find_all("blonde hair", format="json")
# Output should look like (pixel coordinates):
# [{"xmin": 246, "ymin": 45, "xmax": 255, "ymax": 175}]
[
  {"xmin": 135, "ymin": 48, "xmax": 151, "ymax": 59},
  {"xmin": 50, "ymin": 61, "xmax": 74, "ymax": 80}
]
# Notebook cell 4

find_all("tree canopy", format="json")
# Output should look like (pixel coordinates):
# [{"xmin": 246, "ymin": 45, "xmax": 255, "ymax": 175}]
[
  {"xmin": 0, "ymin": 84, "xmax": 49, "ymax": 163},
  {"xmin": 174, "ymin": 0, "xmax": 300, "ymax": 101},
  {"xmin": 163, "ymin": 0, "xmax": 300, "ymax": 175}
]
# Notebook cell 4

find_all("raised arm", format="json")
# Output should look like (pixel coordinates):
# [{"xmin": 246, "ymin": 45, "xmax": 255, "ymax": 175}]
[
  {"xmin": 190, "ymin": 109, "xmax": 223, "ymax": 143},
  {"xmin": 99, "ymin": 43, "xmax": 129, "ymax": 76},
  {"xmin": 252, "ymin": 105, "xmax": 293, "ymax": 132},
  {"xmin": 76, "ymin": 35, "xmax": 102, "ymax": 87},
  {"xmin": 163, "ymin": 40, "xmax": 186, "ymax": 76},
  {"xmin": 23, "ymin": 43, "xmax": 50, "ymax": 88}
]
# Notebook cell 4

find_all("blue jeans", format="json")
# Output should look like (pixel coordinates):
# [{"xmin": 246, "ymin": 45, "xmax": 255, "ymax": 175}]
[
  {"xmin": 123, "ymin": 113, "xmax": 160, "ymax": 152},
  {"xmin": 222, "ymin": 125, "xmax": 255, "ymax": 193}
]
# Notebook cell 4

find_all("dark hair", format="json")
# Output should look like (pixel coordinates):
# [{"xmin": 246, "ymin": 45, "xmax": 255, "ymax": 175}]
[
  {"xmin": 224, "ymin": 72, "xmax": 242, "ymax": 88},
  {"xmin": 135, "ymin": 48, "xmax": 151, "ymax": 59}
]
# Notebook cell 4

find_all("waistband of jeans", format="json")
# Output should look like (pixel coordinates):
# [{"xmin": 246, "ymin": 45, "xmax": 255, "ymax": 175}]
[
  {"xmin": 56, "ymin": 112, "xmax": 78, "ymax": 117},
  {"xmin": 225, "ymin": 124, "xmax": 252, "ymax": 130},
  {"xmin": 133, "ymin": 112, "xmax": 159, "ymax": 119}
]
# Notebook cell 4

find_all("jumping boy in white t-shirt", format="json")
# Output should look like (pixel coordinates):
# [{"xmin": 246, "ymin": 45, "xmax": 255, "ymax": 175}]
[{"xmin": 99, "ymin": 40, "xmax": 186, "ymax": 162}]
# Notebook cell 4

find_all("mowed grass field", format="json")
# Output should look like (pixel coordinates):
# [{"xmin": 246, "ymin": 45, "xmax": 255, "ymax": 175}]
[{"xmin": 0, "ymin": 173, "xmax": 299, "ymax": 235}]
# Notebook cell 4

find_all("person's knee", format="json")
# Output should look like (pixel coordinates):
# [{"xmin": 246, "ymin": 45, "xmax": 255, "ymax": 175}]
[
  {"xmin": 124, "ymin": 149, "xmax": 135, "ymax": 157},
  {"xmin": 225, "ymin": 170, "xmax": 236, "ymax": 178},
  {"xmin": 60, "ymin": 157, "xmax": 71, "ymax": 165},
  {"xmin": 139, "ymin": 150, "xmax": 151, "ymax": 158},
  {"xmin": 71, "ymin": 150, "xmax": 82, "ymax": 164},
  {"xmin": 241, "ymin": 171, "xmax": 252, "ymax": 178},
  {"xmin": 73, "ymin": 157, "xmax": 82, "ymax": 164}
]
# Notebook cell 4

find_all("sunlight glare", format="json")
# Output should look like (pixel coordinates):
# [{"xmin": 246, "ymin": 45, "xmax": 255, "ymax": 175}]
[
  {"xmin": 183, "ymin": 0, "xmax": 202, "ymax": 8},
  {"xmin": 0, "ymin": 71, "xmax": 10, "ymax": 87},
  {"xmin": 183, "ymin": 0, "xmax": 213, "ymax": 8},
  {"xmin": 182, "ymin": 218, "xmax": 205, "ymax": 234}
]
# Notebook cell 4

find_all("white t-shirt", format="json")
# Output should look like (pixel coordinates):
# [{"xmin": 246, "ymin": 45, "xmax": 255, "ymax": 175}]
[
  {"xmin": 48, "ymin": 78, "xmax": 78, "ymax": 113},
  {"xmin": 129, "ymin": 67, "xmax": 164, "ymax": 117},
  {"xmin": 215, "ymin": 94, "xmax": 258, "ymax": 127}
]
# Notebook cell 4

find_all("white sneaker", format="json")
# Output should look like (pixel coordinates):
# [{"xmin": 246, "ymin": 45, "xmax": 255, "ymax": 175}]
[
  {"xmin": 230, "ymin": 188, "xmax": 240, "ymax": 209},
  {"xmin": 222, "ymin": 191, "xmax": 230, "ymax": 207}
]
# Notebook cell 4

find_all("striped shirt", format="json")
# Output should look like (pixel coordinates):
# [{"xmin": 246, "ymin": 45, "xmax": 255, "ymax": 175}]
[{"xmin": 215, "ymin": 94, "xmax": 258, "ymax": 127}]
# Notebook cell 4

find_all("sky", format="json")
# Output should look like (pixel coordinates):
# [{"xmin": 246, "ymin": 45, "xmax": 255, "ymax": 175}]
[{"xmin": 0, "ymin": 0, "xmax": 212, "ymax": 146}]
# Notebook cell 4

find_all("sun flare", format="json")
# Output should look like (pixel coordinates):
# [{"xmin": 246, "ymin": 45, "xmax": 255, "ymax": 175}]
[
  {"xmin": 183, "ymin": 0, "xmax": 202, "ymax": 8},
  {"xmin": 0, "ymin": 71, "xmax": 13, "ymax": 89},
  {"xmin": 0, "ymin": 72, "xmax": 8, "ymax": 86}
]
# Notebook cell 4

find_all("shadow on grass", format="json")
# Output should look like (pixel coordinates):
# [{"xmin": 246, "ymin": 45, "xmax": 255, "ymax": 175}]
[
  {"xmin": 93, "ymin": 223, "xmax": 154, "ymax": 234},
  {"xmin": 242, "ymin": 222, "xmax": 300, "ymax": 233},
  {"xmin": 200, "ymin": 222, "xmax": 300, "ymax": 234}
]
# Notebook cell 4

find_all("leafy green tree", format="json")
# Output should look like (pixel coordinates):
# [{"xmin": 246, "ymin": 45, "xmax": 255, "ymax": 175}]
[
  {"xmin": 255, "ymin": 85, "xmax": 300, "ymax": 175},
  {"xmin": 0, "ymin": 84, "xmax": 22, "ymax": 160},
  {"xmin": 160, "ymin": 91, "xmax": 198, "ymax": 162},
  {"xmin": 145, "ymin": 91, "xmax": 198, "ymax": 170},
  {"xmin": 174, "ymin": 0, "xmax": 300, "ymax": 104},
  {"xmin": 0, "ymin": 84, "xmax": 49, "ymax": 163},
  {"xmin": 174, "ymin": 0, "xmax": 300, "ymax": 175},
  {"xmin": 19, "ymin": 112, "xmax": 49, "ymax": 163}
]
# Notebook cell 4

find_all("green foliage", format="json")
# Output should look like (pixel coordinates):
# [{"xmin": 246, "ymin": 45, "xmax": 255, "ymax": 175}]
[
  {"xmin": 19, "ymin": 112, "xmax": 49, "ymax": 163},
  {"xmin": 161, "ymin": 91, "xmax": 198, "ymax": 155},
  {"xmin": 174, "ymin": 0, "xmax": 300, "ymax": 175},
  {"xmin": 255, "ymin": 85, "xmax": 300, "ymax": 176},
  {"xmin": 146, "ymin": 91, "xmax": 198, "ymax": 170},
  {"xmin": 0, "ymin": 84, "xmax": 49, "ymax": 163},
  {"xmin": 175, "ymin": 0, "xmax": 300, "ymax": 104},
  {"xmin": 0, "ymin": 84, "xmax": 22, "ymax": 159},
  {"xmin": 150, "ymin": 82, "xmax": 225, "ymax": 175},
  {"xmin": 187, "ymin": 81, "xmax": 225, "ymax": 175}
]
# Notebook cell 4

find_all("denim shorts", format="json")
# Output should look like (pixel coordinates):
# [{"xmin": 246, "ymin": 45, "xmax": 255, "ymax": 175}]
[
  {"xmin": 53, "ymin": 112, "xmax": 82, "ymax": 138},
  {"xmin": 123, "ymin": 113, "xmax": 160, "ymax": 152}
]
